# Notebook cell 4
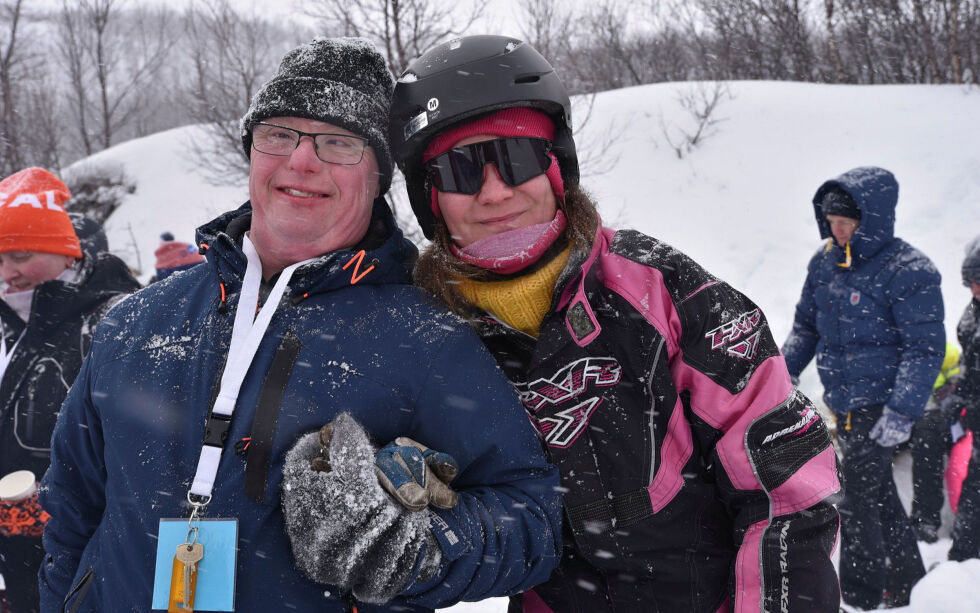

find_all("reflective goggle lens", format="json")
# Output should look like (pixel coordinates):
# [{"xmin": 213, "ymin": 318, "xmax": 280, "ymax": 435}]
[{"xmin": 426, "ymin": 138, "xmax": 552, "ymax": 195}]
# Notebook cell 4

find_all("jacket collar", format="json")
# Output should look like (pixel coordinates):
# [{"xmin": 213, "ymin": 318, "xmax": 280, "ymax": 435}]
[
  {"xmin": 195, "ymin": 198, "xmax": 416, "ymax": 298},
  {"xmin": 551, "ymin": 224, "xmax": 606, "ymax": 347}
]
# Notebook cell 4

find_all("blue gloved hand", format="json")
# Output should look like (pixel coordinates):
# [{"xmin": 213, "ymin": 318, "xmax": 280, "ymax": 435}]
[
  {"xmin": 869, "ymin": 407, "xmax": 914, "ymax": 447},
  {"xmin": 375, "ymin": 437, "xmax": 459, "ymax": 512}
]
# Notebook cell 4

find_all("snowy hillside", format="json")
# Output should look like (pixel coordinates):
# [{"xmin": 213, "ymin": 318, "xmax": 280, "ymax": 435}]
[{"xmin": 71, "ymin": 80, "xmax": 980, "ymax": 612}]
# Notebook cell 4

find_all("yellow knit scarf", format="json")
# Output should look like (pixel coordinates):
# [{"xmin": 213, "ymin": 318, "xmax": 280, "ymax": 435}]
[{"xmin": 456, "ymin": 246, "xmax": 572, "ymax": 338}]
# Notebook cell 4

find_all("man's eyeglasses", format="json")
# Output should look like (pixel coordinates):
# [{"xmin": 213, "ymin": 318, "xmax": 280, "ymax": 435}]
[
  {"xmin": 425, "ymin": 137, "xmax": 552, "ymax": 195},
  {"xmin": 251, "ymin": 122, "xmax": 368, "ymax": 165}
]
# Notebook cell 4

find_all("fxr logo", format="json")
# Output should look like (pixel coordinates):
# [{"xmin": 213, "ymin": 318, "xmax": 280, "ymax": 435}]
[
  {"xmin": 705, "ymin": 308, "xmax": 763, "ymax": 361},
  {"xmin": 522, "ymin": 357, "xmax": 622, "ymax": 412},
  {"xmin": 521, "ymin": 357, "xmax": 622, "ymax": 450},
  {"xmin": 0, "ymin": 191, "xmax": 66, "ymax": 211}
]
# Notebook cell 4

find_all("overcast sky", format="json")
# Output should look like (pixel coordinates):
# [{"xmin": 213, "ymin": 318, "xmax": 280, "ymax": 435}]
[{"xmin": 152, "ymin": 0, "xmax": 530, "ymax": 39}]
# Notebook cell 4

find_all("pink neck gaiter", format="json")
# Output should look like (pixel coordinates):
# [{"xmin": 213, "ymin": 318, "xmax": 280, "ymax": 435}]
[{"xmin": 451, "ymin": 210, "xmax": 567, "ymax": 274}]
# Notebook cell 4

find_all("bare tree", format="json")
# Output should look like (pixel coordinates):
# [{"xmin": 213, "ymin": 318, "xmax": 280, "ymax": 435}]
[
  {"xmin": 823, "ymin": 0, "xmax": 849, "ymax": 81},
  {"xmin": 300, "ymin": 0, "xmax": 485, "ymax": 76},
  {"xmin": 962, "ymin": 0, "xmax": 980, "ymax": 84},
  {"xmin": 552, "ymin": 0, "xmax": 692, "ymax": 93},
  {"xmin": 659, "ymin": 81, "xmax": 733, "ymax": 159},
  {"xmin": 0, "ymin": 0, "xmax": 27, "ymax": 174},
  {"xmin": 57, "ymin": 0, "xmax": 174, "ymax": 156},
  {"xmin": 0, "ymin": 0, "xmax": 65, "ymax": 174},
  {"xmin": 945, "ymin": 0, "xmax": 963, "ymax": 84},
  {"xmin": 517, "ymin": 0, "xmax": 577, "ymax": 65},
  {"xmin": 829, "ymin": 0, "xmax": 973, "ymax": 84},
  {"xmin": 754, "ymin": 0, "xmax": 817, "ymax": 81},
  {"xmin": 940, "ymin": 0, "xmax": 980, "ymax": 85},
  {"xmin": 58, "ymin": 1, "xmax": 93, "ymax": 156},
  {"xmin": 586, "ymin": 0, "xmax": 647, "ymax": 87},
  {"xmin": 182, "ymin": 0, "xmax": 302, "ymax": 184},
  {"xmin": 23, "ymin": 68, "xmax": 63, "ymax": 171}
]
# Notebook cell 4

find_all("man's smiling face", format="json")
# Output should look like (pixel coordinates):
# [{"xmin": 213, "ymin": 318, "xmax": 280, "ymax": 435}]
[{"xmin": 247, "ymin": 116, "xmax": 380, "ymax": 270}]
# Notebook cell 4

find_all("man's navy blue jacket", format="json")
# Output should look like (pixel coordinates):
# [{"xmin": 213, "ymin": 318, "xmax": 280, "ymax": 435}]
[
  {"xmin": 782, "ymin": 167, "xmax": 944, "ymax": 419},
  {"xmin": 38, "ymin": 200, "xmax": 562, "ymax": 612}
]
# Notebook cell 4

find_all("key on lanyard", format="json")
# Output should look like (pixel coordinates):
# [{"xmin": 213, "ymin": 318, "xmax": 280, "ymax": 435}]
[{"xmin": 168, "ymin": 541, "xmax": 204, "ymax": 612}]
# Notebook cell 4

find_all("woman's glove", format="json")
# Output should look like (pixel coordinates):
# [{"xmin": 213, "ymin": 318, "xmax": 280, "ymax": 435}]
[{"xmin": 281, "ymin": 413, "xmax": 441, "ymax": 604}]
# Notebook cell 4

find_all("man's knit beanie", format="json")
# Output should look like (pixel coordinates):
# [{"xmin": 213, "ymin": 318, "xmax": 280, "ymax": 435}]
[
  {"xmin": 820, "ymin": 188, "xmax": 861, "ymax": 220},
  {"xmin": 240, "ymin": 38, "xmax": 395, "ymax": 195},
  {"xmin": 0, "ymin": 167, "xmax": 82, "ymax": 258}
]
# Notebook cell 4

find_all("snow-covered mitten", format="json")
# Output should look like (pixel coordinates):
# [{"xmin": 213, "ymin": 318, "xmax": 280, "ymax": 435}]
[
  {"xmin": 375, "ymin": 437, "xmax": 459, "ymax": 512},
  {"xmin": 281, "ymin": 413, "xmax": 441, "ymax": 603}
]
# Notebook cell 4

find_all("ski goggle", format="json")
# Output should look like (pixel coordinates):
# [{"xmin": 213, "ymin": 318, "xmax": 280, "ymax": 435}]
[{"xmin": 425, "ymin": 137, "xmax": 553, "ymax": 195}]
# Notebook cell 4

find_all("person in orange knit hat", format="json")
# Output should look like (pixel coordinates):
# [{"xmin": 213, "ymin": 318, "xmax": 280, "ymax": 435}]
[
  {"xmin": 0, "ymin": 167, "xmax": 139, "ymax": 613},
  {"xmin": 0, "ymin": 167, "xmax": 82, "ymax": 297}
]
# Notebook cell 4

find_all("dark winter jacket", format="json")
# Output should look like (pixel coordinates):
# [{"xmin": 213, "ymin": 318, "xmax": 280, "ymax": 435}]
[
  {"xmin": 956, "ymin": 239, "xmax": 980, "ymax": 419},
  {"xmin": 38, "ymin": 201, "xmax": 562, "ymax": 613},
  {"xmin": 956, "ymin": 297, "xmax": 980, "ymax": 430},
  {"xmin": 782, "ymin": 167, "xmax": 945, "ymax": 419},
  {"xmin": 0, "ymin": 250, "xmax": 139, "ymax": 483},
  {"xmin": 476, "ymin": 226, "xmax": 842, "ymax": 612}
]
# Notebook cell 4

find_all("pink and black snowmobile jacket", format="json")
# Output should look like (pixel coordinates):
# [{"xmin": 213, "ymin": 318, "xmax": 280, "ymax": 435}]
[{"xmin": 475, "ymin": 226, "xmax": 843, "ymax": 613}]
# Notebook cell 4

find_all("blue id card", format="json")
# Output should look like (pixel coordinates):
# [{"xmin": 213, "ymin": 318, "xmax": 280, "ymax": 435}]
[{"xmin": 151, "ymin": 518, "xmax": 237, "ymax": 611}]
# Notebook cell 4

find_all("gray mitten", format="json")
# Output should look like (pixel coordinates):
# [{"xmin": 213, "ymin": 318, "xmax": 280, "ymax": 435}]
[{"xmin": 281, "ymin": 413, "xmax": 440, "ymax": 603}]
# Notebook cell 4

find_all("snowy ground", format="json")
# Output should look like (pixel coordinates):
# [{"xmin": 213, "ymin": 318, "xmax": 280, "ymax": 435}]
[
  {"xmin": 7, "ymin": 80, "xmax": 979, "ymax": 609},
  {"xmin": 440, "ymin": 450, "xmax": 980, "ymax": 613}
]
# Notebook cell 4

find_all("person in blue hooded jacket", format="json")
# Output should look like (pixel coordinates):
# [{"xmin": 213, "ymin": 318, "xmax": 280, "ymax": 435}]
[
  {"xmin": 782, "ymin": 166, "xmax": 944, "ymax": 610},
  {"xmin": 37, "ymin": 38, "xmax": 561, "ymax": 613}
]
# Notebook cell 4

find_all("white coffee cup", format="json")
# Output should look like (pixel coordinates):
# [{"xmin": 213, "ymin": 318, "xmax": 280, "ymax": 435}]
[{"xmin": 0, "ymin": 470, "xmax": 37, "ymax": 502}]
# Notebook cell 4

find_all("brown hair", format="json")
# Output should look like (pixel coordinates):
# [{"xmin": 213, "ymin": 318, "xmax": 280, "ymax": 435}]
[{"xmin": 413, "ymin": 184, "xmax": 600, "ymax": 317}]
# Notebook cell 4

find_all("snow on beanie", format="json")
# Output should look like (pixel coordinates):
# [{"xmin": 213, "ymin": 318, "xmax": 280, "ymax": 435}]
[
  {"xmin": 240, "ymin": 37, "xmax": 395, "ymax": 195},
  {"xmin": 820, "ymin": 189, "xmax": 861, "ymax": 220},
  {"xmin": 0, "ymin": 167, "xmax": 82, "ymax": 258},
  {"xmin": 154, "ymin": 232, "xmax": 205, "ymax": 278},
  {"xmin": 422, "ymin": 108, "xmax": 565, "ymax": 214}
]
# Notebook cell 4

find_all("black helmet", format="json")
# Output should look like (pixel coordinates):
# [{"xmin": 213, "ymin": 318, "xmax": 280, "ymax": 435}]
[{"xmin": 389, "ymin": 35, "xmax": 579, "ymax": 239}]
